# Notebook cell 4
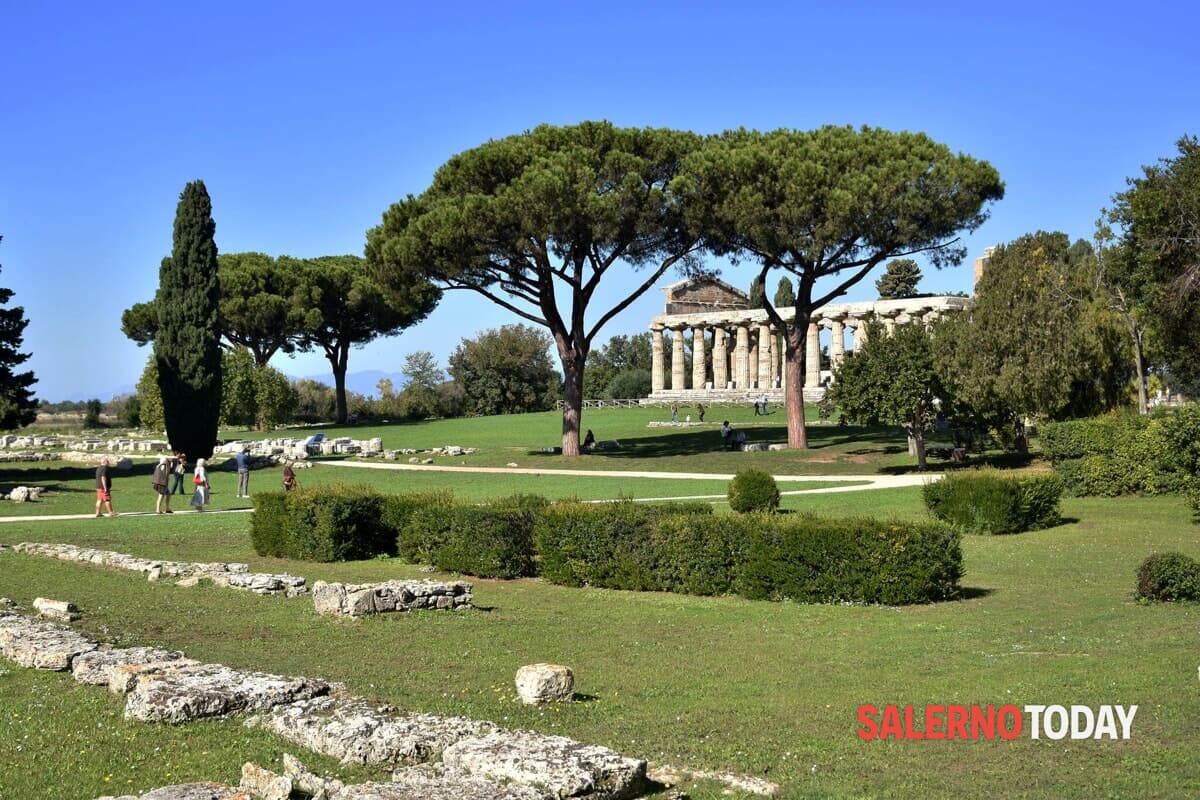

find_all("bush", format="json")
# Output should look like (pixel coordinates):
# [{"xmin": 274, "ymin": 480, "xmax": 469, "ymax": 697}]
[
  {"xmin": 728, "ymin": 469, "xmax": 781, "ymax": 513},
  {"xmin": 388, "ymin": 491, "xmax": 455, "ymax": 562},
  {"xmin": 427, "ymin": 504, "xmax": 538, "ymax": 578},
  {"xmin": 922, "ymin": 469, "xmax": 1062, "ymax": 534},
  {"xmin": 534, "ymin": 502, "xmax": 663, "ymax": 590},
  {"xmin": 738, "ymin": 515, "xmax": 962, "ymax": 604},
  {"xmin": 250, "ymin": 484, "xmax": 391, "ymax": 561},
  {"xmin": 1135, "ymin": 552, "xmax": 1200, "ymax": 601},
  {"xmin": 650, "ymin": 514, "xmax": 755, "ymax": 595}
]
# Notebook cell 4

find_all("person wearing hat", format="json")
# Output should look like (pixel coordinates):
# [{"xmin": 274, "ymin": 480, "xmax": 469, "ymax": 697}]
[
  {"xmin": 152, "ymin": 455, "xmax": 173, "ymax": 514},
  {"xmin": 235, "ymin": 445, "xmax": 252, "ymax": 498},
  {"xmin": 191, "ymin": 458, "xmax": 210, "ymax": 511},
  {"xmin": 94, "ymin": 456, "xmax": 116, "ymax": 517}
]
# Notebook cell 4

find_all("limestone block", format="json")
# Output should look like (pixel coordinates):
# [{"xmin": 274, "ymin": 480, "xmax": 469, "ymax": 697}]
[
  {"xmin": 742, "ymin": 442, "xmax": 770, "ymax": 452},
  {"xmin": 8, "ymin": 486, "xmax": 31, "ymax": 502},
  {"xmin": 124, "ymin": 663, "xmax": 330, "ymax": 723},
  {"xmin": 515, "ymin": 664, "xmax": 574, "ymax": 705},
  {"xmin": 281, "ymin": 753, "xmax": 346, "ymax": 799},
  {"xmin": 71, "ymin": 646, "xmax": 188, "ymax": 685},
  {"xmin": 0, "ymin": 610, "xmax": 96, "ymax": 670},
  {"xmin": 33, "ymin": 597, "xmax": 79, "ymax": 622},
  {"xmin": 442, "ymin": 730, "xmax": 648, "ymax": 800},
  {"xmin": 239, "ymin": 763, "xmax": 293, "ymax": 800},
  {"xmin": 108, "ymin": 659, "xmax": 202, "ymax": 695},
  {"xmin": 93, "ymin": 783, "xmax": 249, "ymax": 800},
  {"xmin": 331, "ymin": 764, "xmax": 547, "ymax": 800},
  {"xmin": 246, "ymin": 695, "xmax": 496, "ymax": 767},
  {"xmin": 312, "ymin": 580, "xmax": 472, "ymax": 618}
]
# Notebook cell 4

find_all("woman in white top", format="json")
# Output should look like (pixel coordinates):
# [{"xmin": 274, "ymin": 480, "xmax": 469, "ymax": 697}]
[{"xmin": 191, "ymin": 458, "xmax": 210, "ymax": 511}]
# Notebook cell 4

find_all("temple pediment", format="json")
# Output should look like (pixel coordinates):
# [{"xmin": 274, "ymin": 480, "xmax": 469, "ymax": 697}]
[{"xmin": 662, "ymin": 276, "xmax": 750, "ymax": 315}]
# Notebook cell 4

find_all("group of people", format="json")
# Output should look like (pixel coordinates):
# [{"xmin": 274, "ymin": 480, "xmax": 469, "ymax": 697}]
[
  {"xmin": 753, "ymin": 394, "xmax": 771, "ymax": 415},
  {"xmin": 719, "ymin": 420, "xmax": 748, "ymax": 451},
  {"xmin": 669, "ymin": 402, "xmax": 708, "ymax": 423},
  {"xmin": 94, "ymin": 446, "xmax": 298, "ymax": 517}
]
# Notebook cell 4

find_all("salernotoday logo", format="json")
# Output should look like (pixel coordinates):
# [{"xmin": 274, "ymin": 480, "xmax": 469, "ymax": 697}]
[{"xmin": 856, "ymin": 704, "xmax": 1138, "ymax": 741}]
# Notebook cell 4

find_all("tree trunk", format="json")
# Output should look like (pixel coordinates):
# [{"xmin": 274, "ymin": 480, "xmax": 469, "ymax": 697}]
[
  {"xmin": 561, "ymin": 358, "xmax": 583, "ymax": 457},
  {"xmin": 329, "ymin": 343, "xmax": 350, "ymax": 424},
  {"xmin": 783, "ymin": 324, "xmax": 808, "ymax": 449},
  {"xmin": 908, "ymin": 423, "xmax": 927, "ymax": 471},
  {"xmin": 1127, "ymin": 316, "xmax": 1148, "ymax": 414}
]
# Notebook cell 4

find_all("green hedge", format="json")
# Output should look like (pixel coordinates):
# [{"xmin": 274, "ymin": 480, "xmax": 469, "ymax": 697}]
[
  {"xmin": 1042, "ymin": 407, "xmax": 1200, "ymax": 498},
  {"xmin": 250, "ymin": 483, "xmax": 391, "ymax": 561},
  {"xmin": 922, "ymin": 469, "xmax": 1063, "ymax": 534},
  {"xmin": 535, "ymin": 504, "xmax": 960, "ymax": 604},
  {"xmin": 405, "ymin": 501, "xmax": 538, "ymax": 579},
  {"xmin": 1135, "ymin": 552, "xmax": 1200, "ymax": 602}
]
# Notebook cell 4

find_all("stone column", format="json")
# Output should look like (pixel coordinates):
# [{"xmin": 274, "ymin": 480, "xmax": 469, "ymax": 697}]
[
  {"xmin": 671, "ymin": 327, "xmax": 687, "ymax": 390},
  {"xmin": 748, "ymin": 336, "xmax": 759, "ymax": 389},
  {"xmin": 712, "ymin": 327, "xmax": 728, "ymax": 389},
  {"xmin": 853, "ymin": 317, "xmax": 869, "ymax": 353},
  {"xmin": 735, "ymin": 324, "xmax": 750, "ymax": 388},
  {"xmin": 691, "ymin": 326, "xmax": 707, "ymax": 390},
  {"xmin": 805, "ymin": 321, "xmax": 821, "ymax": 388},
  {"xmin": 651, "ymin": 325, "xmax": 665, "ymax": 393},
  {"xmin": 882, "ymin": 312, "xmax": 898, "ymax": 336},
  {"xmin": 830, "ymin": 316, "xmax": 846, "ymax": 370},
  {"xmin": 757, "ymin": 323, "xmax": 772, "ymax": 389}
]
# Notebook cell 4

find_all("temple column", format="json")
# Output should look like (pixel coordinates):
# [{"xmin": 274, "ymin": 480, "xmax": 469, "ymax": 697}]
[
  {"xmin": 691, "ymin": 326, "xmax": 707, "ymax": 390},
  {"xmin": 853, "ymin": 316, "xmax": 869, "ymax": 352},
  {"xmin": 671, "ymin": 326, "xmax": 686, "ymax": 390},
  {"xmin": 735, "ymin": 324, "xmax": 750, "ymax": 388},
  {"xmin": 805, "ymin": 320, "xmax": 821, "ymax": 387},
  {"xmin": 712, "ymin": 326, "xmax": 728, "ymax": 389},
  {"xmin": 748, "ymin": 335, "xmax": 759, "ymax": 388},
  {"xmin": 830, "ymin": 316, "xmax": 846, "ymax": 370},
  {"xmin": 651, "ymin": 325, "xmax": 665, "ymax": 393},
  {"xmin": 758, "ymin": 323, "xmax": 772, "ymax": 389},
  {"xmin": 882, "ymin": 311, "xmax": 898, "ymax": 336}
]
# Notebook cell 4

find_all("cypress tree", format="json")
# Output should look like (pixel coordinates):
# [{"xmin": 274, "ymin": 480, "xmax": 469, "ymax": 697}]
[
  {"xmin": 0, "ymin": 235, "xmax": 38, "ymax": 430},
  {"xmin": 155, "ymin": 181, "xmax": 222, "ymax": 458}
]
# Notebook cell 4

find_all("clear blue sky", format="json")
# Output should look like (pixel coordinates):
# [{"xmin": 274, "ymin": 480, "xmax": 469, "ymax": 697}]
[{"xmin": 3, "ymin": 0, "xmax": 1198, "ymax": 401}]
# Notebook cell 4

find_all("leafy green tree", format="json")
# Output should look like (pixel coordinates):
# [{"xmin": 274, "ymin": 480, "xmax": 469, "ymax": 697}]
[
  {"xmin": 684, "ymin": 126, "xmax": 1003, "ymax": 448},
  {"xmin": 773, "ymin": 277, "xmax": 795, "ymax": 307},
  {"xmin": 292, "ymin": 379, "xmax": 337, "ymax": 423},
  {"xmin": 875, "ymin": 258, "xmax": 923, "ymax": 299},
  {"xmin": 289, "ymin": 255, "xmax": 439, "ymax": 423},
  {"xmin": 606, "ymin": 368, "xmax": 651, "ymax": 399},
  {"xmin": 220, "ymin": 347, "xmax": 259, "ymax": 428},
  {"xmin": 368, "ymin": 122, "xmax": 703, "ymax": 456},
  {"xmin": 401, "ymin": 350, "xmax": 444, "ymax": 389},
  {"xmin": 155, "ymin": 181, "xmax": 222, "ymax": 459},
  {"xmin": 0, "ymin": 235, "xmax": 37, "ymax": 430},
  {"xmin": 585, "ymin": 333, "xmax": 654, "ymax": 399},
  {"xmin": 123, "ymin": 252, "xmax": 303, "ymax": 366},
  {"xmin": 1109, "ymin": 136, "xmax": 1200, "ymax": 395},
  {"xmin": 448, "ymin": 324, "xmax": 560, "ymax": 416},
  {"xmin": 83, "ymin": 399, "xmax": 103, "ymax": 429},
  {"xmin": 937, "ymin": 231, "xmax": 1127, "ymax": 430},
  {"xmin": 135, "ymin": 355, "xmax": 164, "ymax": 431},
  {"xmin": 748, "ymin": 275, "xmax": 765, "ymax": 307},
  {"xmin": 830, "ymin": 321, "xmax": 942, "ymax": 470},
  {"xmin": 252, "ymin": 361, "xmax": 298, "ymax": 429}
]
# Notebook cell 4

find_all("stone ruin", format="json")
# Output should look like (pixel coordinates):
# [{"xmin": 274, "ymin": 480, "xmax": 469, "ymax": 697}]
[
  {"xmin": 312, "ymin": 580, "xmax": 473, "ymax": 618},
  {"xmin": 13, "ymin": 542, "xmax": 307, "ymax": 597},
  {"xmin": 0, "ymin": 608, "xmax": 651, "ymax": 800}
]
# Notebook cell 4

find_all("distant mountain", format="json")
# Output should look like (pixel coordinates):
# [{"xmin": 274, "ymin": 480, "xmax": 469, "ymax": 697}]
[{"xmin": 295, "ymin": 369, "xmax": 407, "ymax": 398}]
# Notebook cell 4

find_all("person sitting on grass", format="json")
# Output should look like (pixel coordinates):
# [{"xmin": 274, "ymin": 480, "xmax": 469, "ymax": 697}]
[
  {"xmin": 720, "ymin": 421, "xmax": 733, "ymax": 450},
  {"xmin": 583, "ymin": 429, "xmax": 596, "ymax": 452}
]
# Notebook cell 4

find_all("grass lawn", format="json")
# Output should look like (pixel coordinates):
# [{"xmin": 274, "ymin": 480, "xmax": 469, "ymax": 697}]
[{"xmin": 2, "ymin": 492, "xmax": 1199, "ymax": 799}]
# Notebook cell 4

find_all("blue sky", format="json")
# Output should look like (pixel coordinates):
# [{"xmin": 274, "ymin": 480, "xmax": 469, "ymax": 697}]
[{"xmin": 2, "ymin": 1, "xmax": 1198, "ymax": 401}]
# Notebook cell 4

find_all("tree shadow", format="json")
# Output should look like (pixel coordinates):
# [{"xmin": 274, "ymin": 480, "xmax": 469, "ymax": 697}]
[{"xmin": 959, "ymin": 587, "xmax": 995, "ymax": 600}]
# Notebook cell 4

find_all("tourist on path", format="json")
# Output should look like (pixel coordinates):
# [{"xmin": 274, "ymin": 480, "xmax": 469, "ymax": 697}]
[
  {"xmin": 235, "ymin": 446, "xmax": 252, "ymax": 498},
  {"xmin": 760, "ymin": 393, "xmax": 769, "ymax": 415},
  {"xmin": 94, "ymin": 456, "xmax": 116, "ymax": 517},
  {"xmin": 191, "ymin": 458, "xmax": 210, "ymax": 511},
  {"xmin": 281, "ymin": 462, "xmax": 298, "ymax": 491},
  {"xmin": 170, "ymin": 453, "xmax": 187, "ymax": 495},
  {"xmin": 152, "ymin": 455, "xmax": 173, "ymax": 514}
]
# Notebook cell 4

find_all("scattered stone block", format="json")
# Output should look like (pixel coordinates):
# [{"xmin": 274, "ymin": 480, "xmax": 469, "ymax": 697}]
[
  {"xmin": 0, "ymin": 610, "xmax": 96, "ymax": 670},
  {"xmin": 312, "ymin": 580, "xmax": 472, "ymax": 618},
  {"xmin": 442, "ymin": 730, "xmax": 648, "ymax": 800},
  {"xmin": 210, "ymin": 572, "xmax": 308, "ymax": 597},
  {"xmin": 71, "ymin": 646, "xmax": 189, "ymax": 685},
  {"xmin": 33, "ymin": 597, "xmax": 79, "ymax": 622},
  {"xmin": 742, "ymin": 442, "xmax": 770, "ymax": 452},
  {"xmin": 515, "ymin": 664, "xmax": 574, "ymax": 705},
  {"xmin": 281, "ymin": 753, "xmax": 345, "ymax": 799},
  {"xmin": 94, "ymin": 783, "xmax": 249, "ymax": 800},
  {"xmin": 334, "ymin": 764, "xmax": 547, "ymax": 800},
  {"xmin": 247, "ymin": 695, "xmax": 496, "ymax": 767},
  {"xmin": 239, "ymin": 763, "xmax": 293, "ymax": 800},
  {"xmin": 125, "ymin": 662, "xmax": 330, "ymax": 723}
]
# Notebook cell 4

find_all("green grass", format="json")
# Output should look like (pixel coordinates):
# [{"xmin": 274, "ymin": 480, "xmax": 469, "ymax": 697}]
[{"xmin": 2, "ymin": 494, "xmax": 1199, "ymax": 799}]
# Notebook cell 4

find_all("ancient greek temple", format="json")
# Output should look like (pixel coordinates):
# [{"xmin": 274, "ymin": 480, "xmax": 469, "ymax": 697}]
[{"xmin": 646, "ymin": 277, "xmax": 971, "ymax": 403}]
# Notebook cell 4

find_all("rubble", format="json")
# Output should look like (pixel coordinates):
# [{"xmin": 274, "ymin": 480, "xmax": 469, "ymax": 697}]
[
  {"xmin": 124, "ymin": 662, "xmax": 330, "ymax": 723},
  {"xmin": 311, "ymin": 579, "xmax": 472, "ymax": 617}
]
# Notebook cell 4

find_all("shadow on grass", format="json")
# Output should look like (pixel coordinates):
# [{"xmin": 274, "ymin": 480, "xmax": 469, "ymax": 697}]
[{"xmin": 959, "ymin": 587, "xmax": 995, "ymax": 600}]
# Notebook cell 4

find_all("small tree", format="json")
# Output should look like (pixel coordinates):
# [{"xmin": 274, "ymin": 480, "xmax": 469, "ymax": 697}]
[
  {"xmin": 875, "ymin": 258, "xmax": 923, "ymax": 299},
  {"xmin": 449, "ymin": 324, "xmax": 560, "ymax": 416},
  {"xmin": 0, "ymin": 234, "xmax": 38, "ymax": 430},
  {"xmin": 83, "ymin": 399, "xmax": 103, "ymax": 429},
  {"xmin": 830, "ymin": 321, "xmax": 943, "ymax": 470},
  {"xmin": 135, "ymin": 356, "xmax": 165, "ymax": 431}
]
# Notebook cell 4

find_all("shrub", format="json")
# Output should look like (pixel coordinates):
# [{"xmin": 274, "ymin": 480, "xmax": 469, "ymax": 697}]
[
  {"xmin": 650, "ymin": 514, "xmax": 755, "ymax": 595},
  {"xmin": 728, "ymin": 469, "xmax": 781, "ymax": 513},
  {"xmin": 250, "ymin": 484, "xmax": 390, "ymax": 561},
  {"xmin": 738, "ymin": 515, "xmax": 962, "ymax": 605},
  {"xmin": 922, "ymin": 469, "xmax": 1062, "ymax": 534},
  {"xmin": 388, "ymin": 490, "xmax": 455, "ymax": 561},
  {"xmin": 427, "ymin": 504, "xmax": 538, "ymax": 578},
  {"xmin": 534, "ymin": 502, "xmax": 663, "ymax": 590},
  {"xmin": 1135, "ymin": 552, "xmax": 1200, "ymax": 601}
]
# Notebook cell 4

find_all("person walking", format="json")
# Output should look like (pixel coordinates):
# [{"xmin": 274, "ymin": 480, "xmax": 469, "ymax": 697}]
[
  {"xmin": 696, "ymin": 402, "xmax": 706, "ymax": 423},
  {"xmin": 152, "ymin": 455, "xmax": 173, "ymax": 514},
  {"xmin": 94, "ymin": 456, "xmax": 116, "ymax": 517},
  {"xmin": 281, "ymin": 462, "xmax": 298, "ymax": 491},
  {"xmin": 170, "ymin": 453, "xmax": 188, "ymax": 495},
  {"xmin": 190, "ymin": 458, "xmax": 209, "ymax": 512},
  {"xmin": 671, "ymin": 401, "xmax": 679, "ymax": 422},
  {"xmin": 235, "ymin": 446, "xmax": 252, "ymax": 498}
]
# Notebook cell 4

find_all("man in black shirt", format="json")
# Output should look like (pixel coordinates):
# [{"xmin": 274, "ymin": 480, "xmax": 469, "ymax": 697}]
[{"xmin": 95, "ymin": 457, "xmax": 116, "ymax": 517}]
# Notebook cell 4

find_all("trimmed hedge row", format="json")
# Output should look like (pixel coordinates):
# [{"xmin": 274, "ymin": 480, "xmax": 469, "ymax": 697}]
[
  {"xmin": 250, "ymin": 488, "xmax": 962, "ymax": 604},
  {"xmin": 922, "ymin": 469, "xmax": 1063, "ymax": 534},
  {"xmin": 1042, "ymin": 407, "xmax": 1200, "ymax": 497}
]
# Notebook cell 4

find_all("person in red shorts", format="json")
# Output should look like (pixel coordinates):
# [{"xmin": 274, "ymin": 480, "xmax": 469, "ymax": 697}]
[{"xmin": 94, "ymin": 456, "xmax": 116, "ymax": 517}]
